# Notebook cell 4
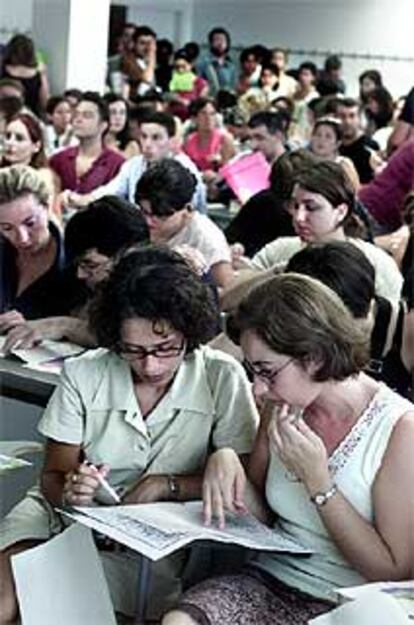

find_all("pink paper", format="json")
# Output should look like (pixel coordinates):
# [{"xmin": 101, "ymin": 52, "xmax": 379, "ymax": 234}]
[{"xmin": 219, "ymin": 152, "xmax": 271, "ymax": 203}]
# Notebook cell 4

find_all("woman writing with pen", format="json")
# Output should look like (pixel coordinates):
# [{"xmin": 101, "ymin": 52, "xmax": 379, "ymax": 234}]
[{"xmin": 0, "ymin": 246, "xmax": 258, "ymax": 624}]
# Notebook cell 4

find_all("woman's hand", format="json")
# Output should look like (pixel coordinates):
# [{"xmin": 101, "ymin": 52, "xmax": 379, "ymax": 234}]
[
  {"xmin": 0, "ymin": 310, "xmax": 25, "ymax": 334},
  {"xmin": 3, "ymin": 317, "xmax": 73, "ymax": 352},
  {"xmin": 3, "ymin": 322, "xmax": 43, "ymax": 352},
  {"xmin": 203, "ymin": 448, "xmax": 247, "ymax": 529},
  {"xmin": 230, "ymin": 243, "xmax": 246, "ymax": 270},
  {"xmin": 62, "ymin": 462, "xmax": 109, "ymax": 506},
  {"xmin": 268, "ymin": 403, "xmax": 331, "ymax": 494},
  {"xmin": 59, "ymin": 190, "xmax": 89, "ymax": 209},
  {"xmin": 173, "ymin": 244, "xmax": 208, "ymax": 277}
]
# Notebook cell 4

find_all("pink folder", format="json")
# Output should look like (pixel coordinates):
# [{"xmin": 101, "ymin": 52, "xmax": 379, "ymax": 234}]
[{"xmin": 219, "ymin": 152, "xmax": 271, "ymax": 203}]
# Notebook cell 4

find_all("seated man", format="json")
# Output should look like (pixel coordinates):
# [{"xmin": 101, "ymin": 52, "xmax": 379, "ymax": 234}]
[
  {"xmin": 50, "ymin": 92, "xmax": 124, "ymax": 194},
  {"xmin": 63, "ymin": 110, "xmax": 207, "ymax": 214},
  {"xmin": 2, "ymin": 195, "xmax": 149, "ymax": 351},
  {"xmin": 135, "ymin": 158, "xmax": 234, "ymax": 288}
]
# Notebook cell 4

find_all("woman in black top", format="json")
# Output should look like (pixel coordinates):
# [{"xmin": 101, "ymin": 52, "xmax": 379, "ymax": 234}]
[
  {"xmin": 1, "ymin": 34, "xmax": 50, "ymax": 116},
  {"xmin": 0, "ymin": 165, "xmax": 67, "ymax": 331}
]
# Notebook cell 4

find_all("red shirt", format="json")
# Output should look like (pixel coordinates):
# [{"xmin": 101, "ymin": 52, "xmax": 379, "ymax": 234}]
[
  {"xmin": 50, "ymin": 146, "xmax": 125, "ymax": 193},
  {"xmin": 358, "ymin": 139, "xmax": 414, "ymax": 230}
]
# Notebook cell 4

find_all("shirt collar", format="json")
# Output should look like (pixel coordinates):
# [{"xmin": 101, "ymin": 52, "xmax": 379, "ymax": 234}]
[
  {"xmin": 91, "ymin": 352, "xmax": 139, "ymax": 411},
  {"xmin": 90, "ymin": 349, "xmax": 215, "ymax": 423}
]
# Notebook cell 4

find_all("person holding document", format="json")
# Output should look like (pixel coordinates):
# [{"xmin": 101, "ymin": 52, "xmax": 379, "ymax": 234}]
[
  {"xmin": 163, "ymin": 273, "xmax": 414, "ymax": 625},
  {"xmin": 0, "ymin": 246, "xmax": 258, "ymax": 623}
]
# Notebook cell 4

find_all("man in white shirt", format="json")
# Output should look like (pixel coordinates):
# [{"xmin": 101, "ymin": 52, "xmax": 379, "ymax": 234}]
[
  {"xmin": 135, "ymin": 158, "xmax": 233, "ymax": 287},
  {"xmin": 62, "ymin": 111, "xmax": 207, "ymax": 213}
]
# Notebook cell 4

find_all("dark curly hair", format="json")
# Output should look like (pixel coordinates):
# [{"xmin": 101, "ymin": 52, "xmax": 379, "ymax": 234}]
[
  {"xmin": 135, "ymin": 158, "xmax": 196, "ymax": 216},
  {"xmin": 89, "ymin": 245, "xmax": 219, "ymax": 353},
  {"xmin": 64, "ymin": 195, "xmax": 149, "ymax": 263}
]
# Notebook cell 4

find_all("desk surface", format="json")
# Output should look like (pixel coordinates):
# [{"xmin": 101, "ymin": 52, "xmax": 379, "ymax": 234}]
[
  {"xmin": 0, "ymin": 358, "xmax": 58, "ymax": 407},
  {"xmin": 207, "ymin": 203, "xmax": 235, "ymax": 231}
]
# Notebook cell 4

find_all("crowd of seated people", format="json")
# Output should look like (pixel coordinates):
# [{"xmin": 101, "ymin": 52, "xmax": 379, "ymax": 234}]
[{"xmin": 0, "ymin": 21, "xmax": 414, "ymax": 625}]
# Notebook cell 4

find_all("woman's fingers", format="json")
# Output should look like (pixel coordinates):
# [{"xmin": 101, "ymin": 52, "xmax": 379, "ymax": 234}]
[
  {"xmin": 210, "ymin": 481, "xmax": 227, "ymax": 529},
  {"xmin": 268, "ymin": 417, "xmax": 283, "ymax": 452},
  {"xmin": 63, "ymin": 466, "xmax": 102, "ymax": 505},
  {"xmin": 0, "ymin": 310, "xmax": 25, "ymax": 332},
  {"xmin": 4, "ymin": 326, "xmax": 39, "ymax": 352},
  {"xmin": 233, "ymin": 468, "xmax": 247, "ymax": 512},
  {"xmin": 202, "ymin": 480, "xmax": 213, "ymax": 526}
]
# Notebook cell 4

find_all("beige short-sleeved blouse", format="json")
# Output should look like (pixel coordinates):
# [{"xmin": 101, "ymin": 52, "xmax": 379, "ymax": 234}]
[{"xmin": 0, "ymin": 345, "xmax": 259, "ymax": 550}]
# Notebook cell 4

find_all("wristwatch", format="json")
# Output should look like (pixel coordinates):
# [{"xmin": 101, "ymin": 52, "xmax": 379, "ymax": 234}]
[
  {"xmin": 310, "ymin": 484, "xmax": 338, "ymax": 507},
  {"xmin": 167, "ymin": 475, "xmax": 180, "ymax": 500}
]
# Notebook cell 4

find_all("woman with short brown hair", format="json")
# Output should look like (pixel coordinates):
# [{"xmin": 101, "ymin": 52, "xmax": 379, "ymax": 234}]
[{"xmin": 163, "ymin": 273, "xmax": 414, "ymax": 625}]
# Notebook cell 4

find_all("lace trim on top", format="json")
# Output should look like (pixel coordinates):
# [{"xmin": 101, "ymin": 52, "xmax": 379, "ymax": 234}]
[{"xmin": 327, "ymin": 385, "xmax": 403, "ymax": 477}]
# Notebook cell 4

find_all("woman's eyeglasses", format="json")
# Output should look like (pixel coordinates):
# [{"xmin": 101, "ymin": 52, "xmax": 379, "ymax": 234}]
[
  {"xmin": 243, "ymin": 358, "xmax": 294, "ymax": 384},
  {"xmin": 117, "ymin": 338, "xmax": 185, "ymax": 360}
]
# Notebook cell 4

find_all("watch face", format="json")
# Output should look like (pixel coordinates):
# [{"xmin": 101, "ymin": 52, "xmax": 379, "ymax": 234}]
[{"xmin": 314, "ymin": 494, "xmax": 325, "ymax": 506}]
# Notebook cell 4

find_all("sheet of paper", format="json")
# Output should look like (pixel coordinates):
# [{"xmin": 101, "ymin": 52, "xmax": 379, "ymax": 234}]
[
  {"xmin": 64, "ymin": 500, "xmax": 313, "ymax": 561},
  {"xmin": 0, "ymin": 441, "xmax": 43, "ymax": 457},
  {"xmin": 309, "ymin": 590, "xmax": 410, "ymax": 624},
  {"xmin": 336, "ymin": 580, "xmax": 414, "ymax": 619},
  {"xmin": 0, "ymin": 454, "xmax": 31, "ymax": 473},
  {"xmin": 12, "ymin": 524, "xmax": 116, "ymax": 625},
  {"xmin": 0, "ymin": 336, "xmax": 85, "ymax": 366}
]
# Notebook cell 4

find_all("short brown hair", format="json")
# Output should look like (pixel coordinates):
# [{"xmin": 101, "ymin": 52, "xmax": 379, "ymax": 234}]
[
  {"xmin": 230, "ymin": 273, "xmax": 369, "ymax": 381},
  {"xmin": 0, "ymin": 165, "xmax": 49, "ymax": 208},
  {"xmin": 294, "ymin": 160, "xmax": 363, "ymax": 236}
]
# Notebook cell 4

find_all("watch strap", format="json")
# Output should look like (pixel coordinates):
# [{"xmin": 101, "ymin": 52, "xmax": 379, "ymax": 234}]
[
  {"xmin": 167, "ymin": 474, "xmax": 180, "ymax": 500},
  {"xmin": 310, "ymin": 483, "xmax": 337, "ymax": 507}
]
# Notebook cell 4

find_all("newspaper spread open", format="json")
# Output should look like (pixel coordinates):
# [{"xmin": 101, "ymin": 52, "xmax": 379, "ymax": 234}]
[{"xmin": 62, "ymin": 500, "xmax": 313, "ymax": 561}]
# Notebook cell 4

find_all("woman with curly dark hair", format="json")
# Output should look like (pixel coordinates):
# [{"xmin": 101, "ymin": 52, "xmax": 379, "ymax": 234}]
[{"xmin": 0, "ymin": 245, "xmax": 259, "ymax": 623}]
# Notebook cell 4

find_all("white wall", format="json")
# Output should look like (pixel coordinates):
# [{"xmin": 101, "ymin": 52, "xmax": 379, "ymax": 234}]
[
  {"xmin": 7, "ymin": 0, "xmax": 413, "ymax": 98},
  {"xmin": 32, "ymin": 0, "xmax": 110, "ymax": 93},
  {"xmin": 0, "ymin": 0, "xmax": 33, "ymax": 44},
  {"xmin": 110, "ymin": 0, "xmax": 194, "ymax": 47},
  {"xmin": 66, "ymin": 0, "xmax": 111, "ymax": 92},
  {"xmin": 32, "ymin": 0, "xmax": 71, "ymax": 93},
  {"xmin": 192, "ymin": 0, "xmax": 414, "ymax": 98}
]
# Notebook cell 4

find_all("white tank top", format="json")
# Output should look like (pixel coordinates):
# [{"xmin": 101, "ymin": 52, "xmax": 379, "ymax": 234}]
[{"xmin": 252, "ymin": 383, "xmax": 413, "ymax": 602}]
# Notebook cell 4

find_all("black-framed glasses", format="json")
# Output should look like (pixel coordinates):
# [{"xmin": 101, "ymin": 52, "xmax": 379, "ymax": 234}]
[
  {"xmin": 117, "ymin": 337, "xmax": 186, "ymax": 360},
  {"xmin": 138, "ymin": 204, "xmax": 174, "ymax": 222},
  {"xmin": 243, "ymin": 357, "xmax": 294, "ymax": 384},
  {"xmin": 75, "ymin": 257, "xmax": 111, "ymax": 274}
]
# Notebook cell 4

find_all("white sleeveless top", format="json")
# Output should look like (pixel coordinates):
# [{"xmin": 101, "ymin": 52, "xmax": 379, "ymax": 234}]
[{"xmin": 252, "ymin": 383, "xmax": 413, "ymax": 602}]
